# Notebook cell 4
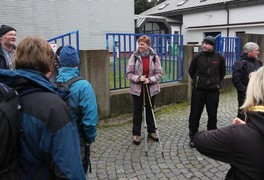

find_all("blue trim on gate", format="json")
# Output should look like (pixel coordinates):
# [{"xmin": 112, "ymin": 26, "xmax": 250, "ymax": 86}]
[
  {"xmin": 106, "ymin": 33, "xmax": 184, "ymax": 90},
  {"xmin": 215, "ymin": 34, "xmax": 242, "ymax": 75},
  {"xmin": 47, "ymin": 30, "xmax": 80, "ymax": 53}
]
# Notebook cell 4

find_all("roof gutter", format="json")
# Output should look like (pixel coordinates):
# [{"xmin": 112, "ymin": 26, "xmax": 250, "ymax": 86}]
[
  {"xmin": 186, "ymin": 21, "xmax": 264, "ymax": 30},
  {"xmin": 150, "ymin": 0, "xmax": 261, "ymax": 17}
]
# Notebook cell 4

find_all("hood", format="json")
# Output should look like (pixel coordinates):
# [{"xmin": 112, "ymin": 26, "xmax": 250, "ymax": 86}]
[
  {"xmin": 247, "ymin": 111, "xmax": 264, "ymax": 135},
  {"xmin": 0, "ymin": 68, "xmax": 57, "ymax": 94},
  {"xmin": 56, "ymin": 67, "xmax": 80, "ymax": 83}
]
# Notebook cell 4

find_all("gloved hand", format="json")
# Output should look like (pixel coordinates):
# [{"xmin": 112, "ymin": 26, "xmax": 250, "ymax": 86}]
[{"xmin": 83, "ymin": 143, "xmax": 91, "ymax": 174}]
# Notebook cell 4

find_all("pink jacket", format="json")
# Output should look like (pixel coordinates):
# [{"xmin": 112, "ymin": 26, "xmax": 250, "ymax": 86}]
[{"xmin": 126, "ymin": 48, "xmax": 162, "ymax": 96}]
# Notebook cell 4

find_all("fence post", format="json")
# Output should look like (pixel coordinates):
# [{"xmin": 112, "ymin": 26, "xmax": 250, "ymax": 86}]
[
  {"xmin": 183, "ymin": 45, "xmax": 201, "ymax": 101},
  {"xmin": 79, "ymin": 50, "xmax": 110, "ymax": 119}
]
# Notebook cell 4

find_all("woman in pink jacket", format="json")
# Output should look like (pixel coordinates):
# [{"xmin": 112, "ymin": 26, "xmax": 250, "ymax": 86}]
[{"xmin": 126, "ymin": 35, "xmax": 162, "ymax": 145}]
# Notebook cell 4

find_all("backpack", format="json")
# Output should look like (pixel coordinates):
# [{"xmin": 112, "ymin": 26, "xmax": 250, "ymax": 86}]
[
  {"xmin": 0, "ymin": 78, "xmax": 46, "ymax": 178},
  {"xmin": 55, "ymin": 77, "xmax": 92, "ymax": 174},
  {"xmin": 0, "ymin": 83, "xmax": 20, "ymax": 177},
  {"xmin": 55, "ymin": 76, "xmax": 82, "ymax": 106},
  {"xmin": 0, "ymin": 76, "xmax": 85, "ymax": 177}
]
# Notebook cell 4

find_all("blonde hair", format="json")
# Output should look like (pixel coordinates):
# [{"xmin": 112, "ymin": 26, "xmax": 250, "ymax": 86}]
[
  {"xmin": 14, "ymin": 36, "xmax": 54, "ymax": 74},
  {"xmin": 137, "ymin": 35, "xmax": 151, "ymax": 46},
  {"xmin": 241, "ymin": 66, "xmax": 264, "ymax": 113}
]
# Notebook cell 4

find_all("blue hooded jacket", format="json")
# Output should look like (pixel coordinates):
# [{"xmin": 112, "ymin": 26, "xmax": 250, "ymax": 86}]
[
  {"xmin": 56, "ymin": 67, "xmax": 98, "ymax": 144},
  {"xmin": 0, "ymin": 69, "xmax": 86, "ymax": 180}
]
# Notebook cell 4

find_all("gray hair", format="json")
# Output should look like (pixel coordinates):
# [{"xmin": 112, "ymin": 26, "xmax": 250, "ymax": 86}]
[
  {"xmin": 241, "ymin": 66, "xmax": 264, "ymax": 113},
  {"xmin": 243, "ymin": 42, "xmax": 259, "ymax": 54}
]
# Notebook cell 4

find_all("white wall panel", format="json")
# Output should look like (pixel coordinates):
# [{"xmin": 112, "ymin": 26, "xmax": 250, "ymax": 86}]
[{"xmin": 0, "ymin": 0, "xmax": 134, "ymax": 50}]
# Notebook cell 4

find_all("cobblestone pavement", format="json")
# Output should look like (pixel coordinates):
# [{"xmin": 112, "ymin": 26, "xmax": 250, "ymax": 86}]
[{"xmin": 88, "ymin": 89, "xmax": 237, "ymax": 180}]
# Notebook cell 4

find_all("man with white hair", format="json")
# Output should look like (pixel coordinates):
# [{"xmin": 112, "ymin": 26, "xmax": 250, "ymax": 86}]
[
  {"xmin": 0, "ymin": 24, "xmax": 17, "ymax": 69},
  {"xmin": 232, "ymin": 42, "xmax": 262, "ymax": 121}
]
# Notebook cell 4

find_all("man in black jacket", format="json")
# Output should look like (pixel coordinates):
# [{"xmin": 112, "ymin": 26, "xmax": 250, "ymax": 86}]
[
  {"xmin": 0, "ymin": 25, "xmax": 17, "ymax": 69},
  {"xmin": 188, "ymin": 36, "xmax": 226, "ymax": 148},
  {"xmin": 232, "ymin": 42, "xmax": 262, "ymax": 121}
]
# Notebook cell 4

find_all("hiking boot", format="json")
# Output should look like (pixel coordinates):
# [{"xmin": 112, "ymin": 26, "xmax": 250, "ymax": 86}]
[
  {"xmin": 148, "ymin": 132, "xmax": 159, "ymax": 141},
  {"xmin": 132, "ymin": 136, "xmax": 141, "ymax": 145},
  {"xmin": 189, "ymin": 139, "xmax": 195, "ymax": 148}
]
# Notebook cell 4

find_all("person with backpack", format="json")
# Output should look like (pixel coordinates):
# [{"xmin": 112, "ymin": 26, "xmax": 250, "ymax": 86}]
[
  {"xmin": 126, "ymin": 35, "xmax": 162, "ymax": 145},
  {"xmin": 188, "ymin": 36, "xmax": 226, "ymax": 148},
  {"xmin": 232, "ymin": 42, "xmax": 262, "ymax": 121},
  {"xmin": 0, "ymin": 37, "xmax": 86, "ymax": 179},
  {"xmin": 55, "ymin": 45, "xmax": 98, "ymax": 175},
  {"xmin": 194, "ymin": 66, "xmax": 264, "ymax": 179}
]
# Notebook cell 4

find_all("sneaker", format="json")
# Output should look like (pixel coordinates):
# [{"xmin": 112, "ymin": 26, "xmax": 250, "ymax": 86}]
[
  {"xmin": 189, "ymin": 139, "xmax": 195, "ymax": 148},
  {"xmin": 148, "ymin": 132, "xmax": 159, "ymax": 141},
  {"xmin": 132, "ymin": 136, "xmax": 141, "ymax": 145}
]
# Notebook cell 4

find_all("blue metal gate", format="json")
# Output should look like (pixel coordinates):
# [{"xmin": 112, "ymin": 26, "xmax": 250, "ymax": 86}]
[
  {"xmin": 215, "ymin": 35, "xmax": 242, "ymax": 75},
  {"xmin": 106, "ymin": 33, "xmax": 184, "ymax": 90},
  {"xmin": 47, "ymin": 30, "xmax": 80, "ymax": 53}
]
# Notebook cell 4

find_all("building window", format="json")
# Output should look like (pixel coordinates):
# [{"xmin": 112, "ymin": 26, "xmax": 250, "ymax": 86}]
[{"xmin": 204, "ymin": 32, "xmax": 221, "ymax": 38}]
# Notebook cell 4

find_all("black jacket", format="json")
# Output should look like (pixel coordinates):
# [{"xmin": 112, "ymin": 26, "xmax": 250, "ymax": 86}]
[
  {"xmin": 188, "ymin": 51, "xmax": 226, "ymax": 91},
  {"xmin": 232, "ymin": 55, "xmax": 262, "ymax": 93},
  {"xmin": 0, "ymin": 43, "xmax": 8, "ymax": 69},
  {"xmin": 194, "ymin": 110, "xmax": 264, "ymax": 180}
]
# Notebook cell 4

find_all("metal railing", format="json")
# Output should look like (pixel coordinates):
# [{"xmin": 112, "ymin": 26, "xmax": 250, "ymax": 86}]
[
  {"xmin": 47, "ymin": 30, "xmax": 80, "ymax": 52},
  {"xmin": 106, "ymin": 33, "xmax": 184, "ymax": 90},
  {"xmin": 215, "ymin": 34, "xmax": 242, "ymax": 75}
]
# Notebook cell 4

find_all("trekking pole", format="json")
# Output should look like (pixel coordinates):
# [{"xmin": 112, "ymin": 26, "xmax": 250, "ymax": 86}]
[
  {"xmin": 145, "ymin": 84, "xmax": 164, "ymax": 158},
  {"xmin": 143, "ymin": 84, "xmax": 148, "ymax": 157}
]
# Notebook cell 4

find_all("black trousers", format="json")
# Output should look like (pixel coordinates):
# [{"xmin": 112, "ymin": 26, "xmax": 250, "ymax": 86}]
[
  {"xmin": 236, "ymin": 91, "xmax": 246, "ymax": 121},
  {"xmin": 188, "ymin": 88, "xmax": 219, "ymax": 139},
  {"xmin": 132, "ymin": 86, "xmax": 156, "ymax": 136}
]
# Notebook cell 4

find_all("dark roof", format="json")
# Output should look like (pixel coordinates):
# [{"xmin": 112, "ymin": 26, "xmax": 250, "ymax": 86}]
[{"xmin": 140, "ymin": 0, "xmax": 263, "ymax": 17}]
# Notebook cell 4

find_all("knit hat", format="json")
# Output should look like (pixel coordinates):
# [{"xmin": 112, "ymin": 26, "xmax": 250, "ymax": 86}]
[
  {"xmin": 0, "ymin": 25, "xmax": 16, "ymax": 37},
  {"xmin": 59, "ymin": 45, "xmax": 79, "ymax": 67},
  {"xmin": 202, "ymin": 36, "xmax": 215, "ymax": 46}
]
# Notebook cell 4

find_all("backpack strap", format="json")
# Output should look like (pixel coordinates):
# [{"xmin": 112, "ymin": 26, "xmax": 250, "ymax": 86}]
[
  {"xmin": 11, "ymin": 78, "xmax": 47, "ymax": 97},
  {"xmin": 65, "ymin": 76, "xmax": 83, "ymax": 87},
  {"xmin": 0, "ymin": 83, "xmax": 17, "ymax": 101}
]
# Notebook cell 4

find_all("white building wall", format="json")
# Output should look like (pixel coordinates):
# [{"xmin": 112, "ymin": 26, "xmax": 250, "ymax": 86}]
[
  {"xmin": 182, "ymin": 5, "xmax": 264, "ymax": 44},
  {"xmin": 0, "ymin": 0, "xmax": 134, "ymax": 50},
  {"xmin": 230, "ymin": 5, "xmax": 264, "ymax": 23},
  {"xmin": 182, "ymin": 9, "xmax": 227, "ymax": 44}
]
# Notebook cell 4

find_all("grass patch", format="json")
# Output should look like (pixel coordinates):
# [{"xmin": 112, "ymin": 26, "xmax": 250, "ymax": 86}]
[
  {"xmin": 109, "ymin": 57, "xmax": 180, "ymax": 90},
  {"xmin": 154, "ymin": 101, "xmax": 189, "ymax": 116}
]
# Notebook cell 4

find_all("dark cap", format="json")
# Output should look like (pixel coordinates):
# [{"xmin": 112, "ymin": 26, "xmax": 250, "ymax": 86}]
[
  {"xmin": 0, "ymin": 25, "xmax": 16, "ymax": 37},
  {"xmin": 203, "ymin": 36, "xmax": 215, "ymax": 46}
]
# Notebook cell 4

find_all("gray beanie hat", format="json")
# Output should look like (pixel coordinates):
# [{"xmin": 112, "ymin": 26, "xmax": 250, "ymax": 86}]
[{"xmin": 203, "ymin": 36, "xmax": 215, "ymax": 46}]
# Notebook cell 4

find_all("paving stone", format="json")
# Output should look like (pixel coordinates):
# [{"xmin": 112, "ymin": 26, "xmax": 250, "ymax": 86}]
[{"xmin": 89, "ymin": 89, "xmax": 237, "ymax": 179}]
